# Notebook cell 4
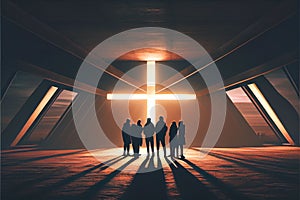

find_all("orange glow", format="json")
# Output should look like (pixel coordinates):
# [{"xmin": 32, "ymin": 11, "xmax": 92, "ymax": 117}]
[
  {"xmin": 107, "ymin": 61, "xmax": 196, "ymax": 122},
  {"xmin": 11, "ymin": 86, "xmax": 58, "ymax": 146},
  {"xmin": 118, "ymin": 48, "xmax": 182, "ymax": 61},
  {"xmin": 248, "ymin": 83, "xmax": 295, "ymax": 145}
]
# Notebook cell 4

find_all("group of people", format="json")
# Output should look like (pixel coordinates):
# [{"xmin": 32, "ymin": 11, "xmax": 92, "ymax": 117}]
[{"xmin": 121, "ymin": 116, "xmax": 186, "ymax": 159}]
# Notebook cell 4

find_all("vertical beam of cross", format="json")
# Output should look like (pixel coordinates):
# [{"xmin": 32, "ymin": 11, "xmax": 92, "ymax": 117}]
[{"xmin": 147, "ymin": 61, "xmax": 156, "ymax": 122}]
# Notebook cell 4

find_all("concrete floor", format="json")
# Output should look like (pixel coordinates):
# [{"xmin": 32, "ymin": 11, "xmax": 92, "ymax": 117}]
[{"xmin": 1, "ymin": 146, "xmax": 299, "ymax": 200}]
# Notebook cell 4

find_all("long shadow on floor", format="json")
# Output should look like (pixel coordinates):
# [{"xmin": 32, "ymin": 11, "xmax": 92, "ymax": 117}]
[
  {"xmin": 192, "ymin": 148, "xmax": 298, "ymax": 183},
  {"xmin": 2, "ymin": 150, "xmax": 86, "ymax": 166},
  {"xmin": 80, "ymin": 157, "xmax": 137, "ymax": 200},
  {"xmin": 207, "ymin": 149, "xmax": 298, "ymax": 171},
  {"xmin": 120, "ymin": 155, "xmax": 169, "ymax": 200},
  {"xmin": 3, "ymin": 156, "xmax": 125, "ymax": 200},
  {"xmin": 182, "ymin": 158, "xmax": 251, "ymax": 200},
  {"xmin": 165, "ymin": 157, "xmax": 218, "ymax": 200},
  {"xmin": 1, "ymin": 147, "xmax": 39, "ymax": 155}
]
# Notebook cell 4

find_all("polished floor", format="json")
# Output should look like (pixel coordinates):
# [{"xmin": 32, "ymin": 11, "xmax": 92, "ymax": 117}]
[{"xmin": 1, "ymin": 146, "xmax": 299, "ymax": 200}]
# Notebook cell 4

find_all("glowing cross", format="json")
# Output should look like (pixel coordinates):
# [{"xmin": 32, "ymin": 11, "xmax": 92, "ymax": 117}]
[{"xmin": 107, "ymin": 61, "xmax": 196, "ymax": 122}]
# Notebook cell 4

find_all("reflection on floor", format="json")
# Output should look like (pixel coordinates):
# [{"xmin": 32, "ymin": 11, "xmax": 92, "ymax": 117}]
[{"xmin": 1, "ymin": 146, "xmax": 299, "ymax": 200}]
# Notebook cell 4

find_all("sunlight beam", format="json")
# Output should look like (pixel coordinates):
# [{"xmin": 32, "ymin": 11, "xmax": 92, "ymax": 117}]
[
  {"xmin": 11, "ymin": 86, "xmax": 58, "ymax": 146},
  {"xmin": 248, "ymin": 83, "xmax": 295, "ymax": 145}
]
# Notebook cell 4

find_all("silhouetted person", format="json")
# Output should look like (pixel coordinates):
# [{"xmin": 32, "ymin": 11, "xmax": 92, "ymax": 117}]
[
  {"xmin": 144, "ymin": 118, "xmax": 155, "ymax": 155},
  {"xmin": 137, "ymin": 120, "xmax": 143, "ymax": 147},
  {"xmin": 169, "ymin": 121, "xmax": 178, "ymax": 158},
  {"xmin": 178, "ymin": 121, "xmax": 186, "ymax": 159},
  {"xmin": 122, "ymin": 119, "xmax": 131, "ymax": 156},
  {"xmin": 155, "ymin": 116, "xmax": 168, "ymax": 156},
  {"xmin": 131, "ymin": 120, "xmax": 143, "ymax": 158}
]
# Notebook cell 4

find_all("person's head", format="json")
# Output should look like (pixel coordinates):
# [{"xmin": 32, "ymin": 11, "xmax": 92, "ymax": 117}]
[
  {"xmin": 179, "ymin": 121, "xmax": 183, "ymax": 126},
  {"xmin": 126, "ymin": 119, "xmax": 130, "ymax": 123},
  {"xmin": 137, "ymin": 120, "xmax": 141, "ymax": 125},
  {"xmin": 172, "ymin": 121, "xmax": 176, "ymax": 126},
  {"xmin": 147, "ymin": 118, "xmax": 151, "ymax": 123},
  {"xmin": 159, "ymin": 116, "xmax": 164, "ymax": 121}
]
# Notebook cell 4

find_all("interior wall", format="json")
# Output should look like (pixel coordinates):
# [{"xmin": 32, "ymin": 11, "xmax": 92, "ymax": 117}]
[{"xmin": 191, "ymin": 94, "xmax": 262, "ymax": 147}]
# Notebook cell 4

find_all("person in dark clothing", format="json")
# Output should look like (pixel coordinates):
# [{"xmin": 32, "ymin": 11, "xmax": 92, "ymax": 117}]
[
  {"xmin": 169, "ymin": 121, "xmax": 178, "ymax": 158},
  {"xmin": 144, "ymin": 118, "xmax": 155, "ymax": 155},
  {"xmin": 155, "ymin": 116, "xmax": 168, "ymax": 156},
  {"xmin": 137, "ymin": 120, "xmax": 143, "ymax": 147},
  {"xmin": 122, "ymin": 119, "xmax": 131, "ymax": 156},
  {"xmin": 178, "ymin": 121, "xmax": 186, "ymax": 159},
  {"xmin": 131, "ymin": 120, "xmax": 143, "ymax": 158}
]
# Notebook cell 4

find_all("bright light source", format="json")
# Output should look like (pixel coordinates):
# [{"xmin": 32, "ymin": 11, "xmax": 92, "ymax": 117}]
[
  {"xmin": 107, "ymin": 60, "xmax": 196, "ymax": 122},
  {"xmin": 248, "ymin": 83, "xmax": 295, "ymax": 145}
]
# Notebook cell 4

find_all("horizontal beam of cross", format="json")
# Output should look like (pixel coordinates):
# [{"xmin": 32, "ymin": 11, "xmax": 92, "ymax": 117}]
[{"xmin": 107, "ymin": 93, "xmax": 196, "ymax": 100}]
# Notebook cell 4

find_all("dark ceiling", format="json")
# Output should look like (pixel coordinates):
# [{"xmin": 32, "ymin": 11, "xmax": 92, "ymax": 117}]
[
  {"xmin": 5, "ymin": 0, "xmax": 288, "ymax": 53},
  {"xmin": 1, "ymin": 0, "xmax": 299, "ymax": 94}
]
